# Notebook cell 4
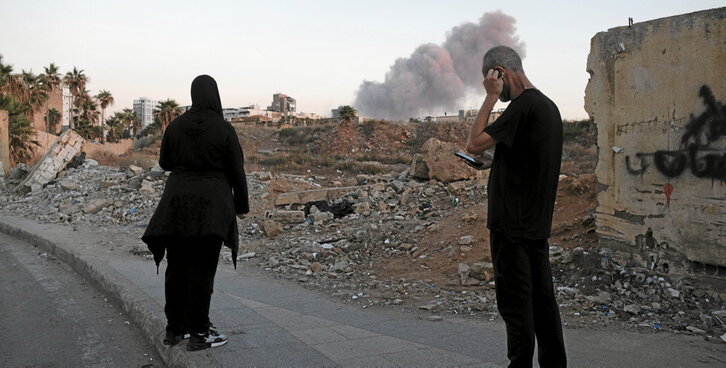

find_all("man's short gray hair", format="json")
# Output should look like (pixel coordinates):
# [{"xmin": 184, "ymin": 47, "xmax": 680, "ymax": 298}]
[{"xmin": 482, "ymin": 46, "xmax": 523, "ymax": 73}]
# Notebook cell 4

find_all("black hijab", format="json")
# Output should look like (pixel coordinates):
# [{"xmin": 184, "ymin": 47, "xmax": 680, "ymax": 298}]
[{"xmin": 189, "ymin": 75, "xmax": 223, "ymax": 117}]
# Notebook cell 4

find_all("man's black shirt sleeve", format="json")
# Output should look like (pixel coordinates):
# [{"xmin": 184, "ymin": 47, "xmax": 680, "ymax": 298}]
[{"xmin": 483, "ymin": 103, "xmax": 525, "ymax": 148}]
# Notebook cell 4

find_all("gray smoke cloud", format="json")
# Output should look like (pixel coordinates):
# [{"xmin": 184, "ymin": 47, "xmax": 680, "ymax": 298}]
[{"xmin": 353, "ymin": 11, "xmax": 525, "ymax": 121}]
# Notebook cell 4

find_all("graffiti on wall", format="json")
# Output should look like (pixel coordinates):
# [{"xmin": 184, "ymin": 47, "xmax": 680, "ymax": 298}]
[{"xmin": 625, "ymin": 85, "xmax": 726, "ymax": 179}]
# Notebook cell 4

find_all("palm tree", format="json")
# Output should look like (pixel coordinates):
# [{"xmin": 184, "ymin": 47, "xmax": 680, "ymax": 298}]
[
  {"xmin": 119, "ymin": 108, "xmax": 141, "ymax": 137},
  {"xmin": 104, "ymin": 113, "xmax": 124, "ymax": 143},
  {"xmin": 337, "ymin": 105, "xmax": 357, "ymax": 123},
  {"xmin": 0, "ymin": 97, "xmax": 38, "ymax": 165},
  {"xmin": 22, "ymin": 70, "xmax": 49, "ymax": 123},
  {"xmin": 40, "ymin": 63, "xmax": 62, "ymax": 133},
  {"xmin": 44, "ymin": 108, "xmax": 61, "ymax": 134},
  {"xmin": 95, "ymin": 90, "xmax": 113, "ymax": 143},
  {"xmin": 155, "ymin": 99, "xmax": 183, "ymax": 135},
  {"xmin": 63, "ymin": 67, "xmax": 87, "ymax": 129},
  {"xmin": 0, "ymin": 54, "xmax": 14, "ymax": 93},
  {"xmin": 71, "ymin": 90, "xmax": 101, "ymax": 140},
  {"xmin": 78, "ymin": 91, "xmax": 100, "ymax": 125},
  {"xmin": 3, "ymin": 71, "xmax": 29, "ymax": 106},
  {"xmin": 41, "ymin": 63, "xmax": 61, "ymax": 92}
]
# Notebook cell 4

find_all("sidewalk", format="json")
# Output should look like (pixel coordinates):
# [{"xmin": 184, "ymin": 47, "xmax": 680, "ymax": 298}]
[{"xmin": 1, "ymin": 215, "xmax": 724, "ymax": 367}]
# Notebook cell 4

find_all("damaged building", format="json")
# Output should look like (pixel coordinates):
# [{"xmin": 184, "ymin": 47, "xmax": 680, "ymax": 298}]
[{"xmin": 585, "ymin": 8, "xmax": 726, "ymax": 275}]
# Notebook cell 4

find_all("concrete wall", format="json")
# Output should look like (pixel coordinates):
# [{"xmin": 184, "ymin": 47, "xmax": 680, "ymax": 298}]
[
  {"xmin": 31, "ymin": 88, "xmax": 63, "ymax": 134},
  {"xmin": 0, "ymin": 110, "xmax": 9, "ymax": 175},
  {"xmin": 585, "ymin": 8, "xmax": 726, "ymax": 272},
  {"xmin": 81, "ymin": 139, "xmax": 134, "ymax": 161}
]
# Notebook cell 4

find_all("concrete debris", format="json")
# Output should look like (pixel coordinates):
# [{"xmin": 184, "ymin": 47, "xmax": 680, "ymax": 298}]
[
  {"xmin": 83, "ymin": 198, "xmax": 112, "ymax": 214},
  {"xmin": 469, "ymin": 262, "xmax": 493, "ymax": 281},
  {"xmin": 149, "ymin": 165, "xmax": 165, "ymax": 178},
  {"xmin": 549, "ymin": 246, "xmax": 564, "ymax": 257},
  {"xmin": 623, "ymin": 304, "xmax": 641, "ymax": 314},
  {"xmin": 409, "ymin": 154, "xmax": 429, "ymax": 180},
  {"xmin": 667, "ymin": 288, "xmax": 681, "ymax": 298},
  {"xmin": 17, "ymin": 130, "xmax": 85, "ymax": 193},
  {"xmin": 58, "ymin": 179, "xmax": 79, "ymax": 191},
  {"xmin": 126, "ymin": 165, "xmax": 144, "ymax": 177},
  {"xmin": 260, "ymin": 219, "xmax": 283, "ymax": 238},
  {"xmin": 457, "ymin": 262, "xmax": 492, "ymax": 285},
  {"xmin": 237, "ymin": 252, "xmax": 256, "ymax": 260},
  {"xmin": 8, "ymin": 164, "xmax": 30, "ymax": 180},
  {"xmin": 268, "ymin": 210, "xmax": 305, "ymax": 224},
  {"xmin": 1, "ymin": 159, "xmax": 723, "ymax": 339}
]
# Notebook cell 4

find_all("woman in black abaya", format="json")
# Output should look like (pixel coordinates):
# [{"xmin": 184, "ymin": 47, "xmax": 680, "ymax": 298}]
[{"xmin": 142, "ymin": 75, "xmax": 249, "ymax": 351}]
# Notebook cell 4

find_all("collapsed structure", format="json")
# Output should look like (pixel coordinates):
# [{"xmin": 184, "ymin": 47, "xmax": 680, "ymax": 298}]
[
  {"xmin": 585, "ymin": 8, "xmax": 726, "ymax": 274},
  {"xmin": 16, "ymin": 130, "xmax": 84, "ymax": 193}
]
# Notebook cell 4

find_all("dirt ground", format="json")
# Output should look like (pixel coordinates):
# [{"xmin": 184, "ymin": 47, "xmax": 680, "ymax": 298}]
[
  {"xmin": 373, "ymin": 174, "xmax": 597, "ymax": 291},
  {"xmin": 116, "ymin": 119, "xmax": 598, "ymax": 289}
]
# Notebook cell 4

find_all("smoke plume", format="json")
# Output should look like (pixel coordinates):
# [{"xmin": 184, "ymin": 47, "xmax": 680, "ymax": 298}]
[{"xmin": 353, "ymin": 11, "xmax": 525, "ymax": 121}]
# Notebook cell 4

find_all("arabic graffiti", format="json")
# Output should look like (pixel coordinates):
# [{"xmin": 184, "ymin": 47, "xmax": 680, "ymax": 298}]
[{"xmin": 625, "ymin": 85, "xmax": 726, "ymax": 179}]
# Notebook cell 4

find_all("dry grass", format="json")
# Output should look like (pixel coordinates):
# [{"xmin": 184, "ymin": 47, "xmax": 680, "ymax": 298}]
[{"xmin": 93, "ymin": 150, "xmax": 157, "ymax": 169}]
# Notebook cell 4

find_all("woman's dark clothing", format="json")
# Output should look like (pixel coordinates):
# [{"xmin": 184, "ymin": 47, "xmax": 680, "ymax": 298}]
[
  {"xmin": 141, "ymin": 75, "xmax": 248, "ymax": 338},
  {"xmin": 142, "ymin": 75, "xmax": 249, "ymax": 268},
  {"xmin": 165, "ymin": 236, "xmax": 222, "ymax": 334}
]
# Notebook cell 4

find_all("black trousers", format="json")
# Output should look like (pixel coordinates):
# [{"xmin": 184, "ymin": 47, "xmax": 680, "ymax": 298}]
[
  {"xmin": 164, "ymin": 235, "xmax": 222, "ymax": 335},
  {"xmin": 490, "ymin": 231, "xmax": 567, "ymax": 368}
]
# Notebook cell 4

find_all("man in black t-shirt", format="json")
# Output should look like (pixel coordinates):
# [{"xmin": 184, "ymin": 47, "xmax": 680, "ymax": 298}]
[{"xmin": 466, "ymin": 46, "xmax": 567, "ymax": 368}]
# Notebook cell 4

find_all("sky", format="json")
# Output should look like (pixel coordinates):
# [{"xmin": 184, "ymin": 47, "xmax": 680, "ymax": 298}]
[{"xmin": 1, "ymin": 0, "xmax": 723, "ymax": 120}]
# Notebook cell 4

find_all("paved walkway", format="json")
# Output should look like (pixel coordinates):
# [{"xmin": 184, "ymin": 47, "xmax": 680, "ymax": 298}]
[{"xmin": 1, "ymin": 215, "xmax": 724, "ymax": 367}]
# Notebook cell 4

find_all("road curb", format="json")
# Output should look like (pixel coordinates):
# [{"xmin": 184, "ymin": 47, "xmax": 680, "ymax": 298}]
[{"xmin": 0, "ymin": 217, "xmax": 220, "ymax": 368}]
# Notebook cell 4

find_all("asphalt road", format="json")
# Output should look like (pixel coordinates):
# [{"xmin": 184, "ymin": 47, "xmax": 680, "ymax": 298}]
[{"xmin": 0, "ymin": 233, "xmax": 164, "ymax": 368}]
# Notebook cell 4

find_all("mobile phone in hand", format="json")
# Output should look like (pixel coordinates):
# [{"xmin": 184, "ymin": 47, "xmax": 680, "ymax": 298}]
[{"xmin": 455, "ymin": 152, "xmax": 483, "ymax": 167}]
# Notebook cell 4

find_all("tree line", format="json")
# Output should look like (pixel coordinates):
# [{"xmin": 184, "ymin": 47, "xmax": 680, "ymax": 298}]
[{"xmin": 0, "ymin": 54, "xmax": 185, "ymax": 166}]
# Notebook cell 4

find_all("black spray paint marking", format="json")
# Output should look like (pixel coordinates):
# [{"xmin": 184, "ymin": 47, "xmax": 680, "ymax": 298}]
[{"xmin": 624, "ymin": 85, "xmax": 726, "ymax": 180}]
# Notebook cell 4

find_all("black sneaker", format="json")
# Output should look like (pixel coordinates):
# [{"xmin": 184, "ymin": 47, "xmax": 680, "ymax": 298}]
[
  {"xmin": 163, "ymin": 331, "xmax": 191, "ymax": 346},
  {"xmin": 187, "ymin": 326, "xmax": 228, "ymax": 351}
]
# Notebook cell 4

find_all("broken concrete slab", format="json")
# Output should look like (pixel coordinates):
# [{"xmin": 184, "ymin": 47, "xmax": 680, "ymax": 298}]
[
  {"xmin": 274, "ymin": 185, "xmax": 371, "ymax": 206},
  {"xmin": 126, "ymin": 165, "xmax": 144, "ymax": 177},
  {"xmin": 469, "ymin": 262, "xmax": 493, "ymax": 281},
  {"xmin": 16, "ymin": 130, "xmax": 85, "ymax": 193},
  {"xmin": 260, "ymin": 219, "xmax": 283, "ymax": 238},
  {"xmin": 58, "ymin": 179, "xmax": 79, "ymax": 191},
  {"xmin": 409, "ymin": 154, "xmax": 429, "ymax": 180},
  {"xmin": 268, "ymin": 210, "xmax": 305, "ymax": 224},
  {"xmin": 83, "ymin": 198, "xmax": 112, "ymax": 214}
]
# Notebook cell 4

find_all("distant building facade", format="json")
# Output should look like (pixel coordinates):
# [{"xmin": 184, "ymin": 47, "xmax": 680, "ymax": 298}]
[
  {"xmin": 434, "ymin": 113, "xmax": 459, "ymax": 123},
  {"xmin": 267, "ymin": 93, "xmax": 296, "ymax": 114},
  {"xmin": 133, "ymin": 97, "xmax": 159, "ymax": 128},
  {"xmin": 61, "ymin": 86, "xmax": 72, "ymax": 129},
  {"xmin": 430, "ymin": 108, "xmax": 504, "ymax": 124}
]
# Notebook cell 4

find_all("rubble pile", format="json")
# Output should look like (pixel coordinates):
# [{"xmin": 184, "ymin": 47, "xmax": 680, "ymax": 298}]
[
  {"xmin": 231, "ymin": 173, "xmax": 499, "ymax": 317},
  {"xmin": 1, "ymin": 157, "xmax": 724, "ymax": 343},
  {"xmin": 0, "ymin": 159, "xmax": 266, "ymax": 229},
  {"xmin": 551, "ymin": 247, "xmax": 726, "ymax": 340}
]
